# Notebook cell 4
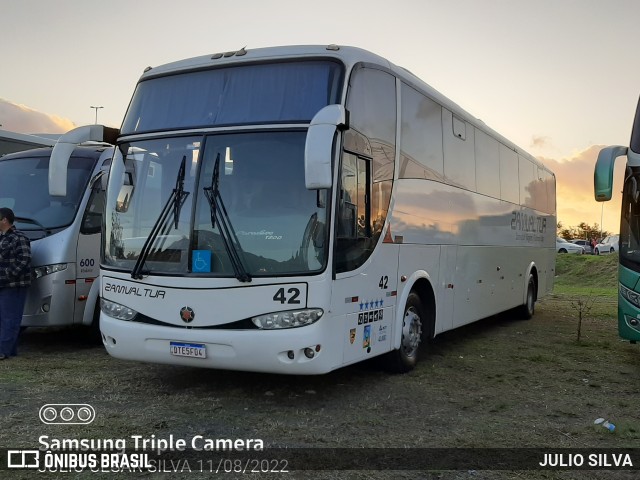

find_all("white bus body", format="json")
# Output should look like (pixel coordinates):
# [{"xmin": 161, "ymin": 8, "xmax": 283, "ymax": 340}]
[
  {"xmin": 53, "ymin": 45, "xmax": 556, "ymax": 373},
  {"xmin": 0, "ymin": 144, "xmax": 112, "ymax": 330}
]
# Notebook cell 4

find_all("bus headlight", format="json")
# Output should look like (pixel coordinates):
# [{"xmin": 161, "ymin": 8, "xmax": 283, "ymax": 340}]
[
  {"xmin": 33, "ymin": 263, "xmax": 68, "ymax": 279},
  {"xmin": 620, "ymin": 283, "xmax": 640, "ymax": 309},
  {"xmin": 251, "ymin": 309, "xmax": 323, "ymax": 329},
  {"xmin": 100, "ymin": 298, "xmax": 138, "ymax": 321}
]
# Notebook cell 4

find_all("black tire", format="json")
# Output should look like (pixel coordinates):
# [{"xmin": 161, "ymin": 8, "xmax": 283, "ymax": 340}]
[
  {"xmin": 610, "ymin": 248, "xmax": 615, "ymax": 254},
  {"xmin": 558, "ymin": 248, "xmax": 567, "ymax": 253},
  {"xmin": 88, "ymin": 304, "xmax": 102, "ymax": 342},
  {"xmin": 519, "ymin": 274, "xmax": 536, "ymax": 320},
  {"xmin": 385, "ymin": 292, "xmax": 424, "ymax": 373}
]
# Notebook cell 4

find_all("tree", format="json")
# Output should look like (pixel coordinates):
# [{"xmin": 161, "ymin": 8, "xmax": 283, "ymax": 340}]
[{"xmin": 557, "ymin": 221, "xmax": 609, "ymax": 241}]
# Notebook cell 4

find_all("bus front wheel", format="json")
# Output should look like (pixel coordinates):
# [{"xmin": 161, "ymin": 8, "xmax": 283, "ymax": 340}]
[{"xmin": 385, "ymin": 292, "xmax": 424, "ymax": 373}]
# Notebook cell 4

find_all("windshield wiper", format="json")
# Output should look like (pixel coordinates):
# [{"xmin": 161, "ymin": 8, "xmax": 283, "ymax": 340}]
[
  {"xmin": 131, "ymin": 156, "xmax": 190, "ymax": 279},
  {"xmin": 203, "ymin": 153, "xmax": 252, "ymax": 283},
  {"xmin": 14, "ymin": 215, "xmax": 52, "ymax": 239},
  {"xmin": 15, "ymin": 216, "xmax": 49, "ymax": 232}
]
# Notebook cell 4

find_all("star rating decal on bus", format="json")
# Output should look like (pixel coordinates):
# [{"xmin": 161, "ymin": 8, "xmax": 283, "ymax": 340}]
[{"xmin": 359, "ymin": 299, "xmax": 384, "ymax": 311}]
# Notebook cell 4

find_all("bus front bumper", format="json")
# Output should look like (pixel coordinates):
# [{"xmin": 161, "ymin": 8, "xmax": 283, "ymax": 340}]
[{"xmin": 100, "ymin": 314, "xmax": 337, "ymax": 375}]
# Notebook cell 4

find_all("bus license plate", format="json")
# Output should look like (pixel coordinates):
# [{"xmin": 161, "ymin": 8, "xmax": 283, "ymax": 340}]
[{"xmin": 170, "ymin": 341, "xmax": 206, "ymax": 359}]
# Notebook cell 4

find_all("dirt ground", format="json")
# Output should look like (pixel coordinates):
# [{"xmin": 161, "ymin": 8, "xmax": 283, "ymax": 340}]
[{"xmin": 1, "ymin": 293, "xmax": 639, "ymax": 479}]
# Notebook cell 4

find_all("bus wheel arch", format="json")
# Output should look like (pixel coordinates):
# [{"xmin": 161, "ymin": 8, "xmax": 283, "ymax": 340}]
[
  {"xmin": 385, "ymin": 275, "xmax": 436, "ymax": 373},
  {"xmin": 411, "ymin": 277, "xmax": 436, "ymax": 342}
]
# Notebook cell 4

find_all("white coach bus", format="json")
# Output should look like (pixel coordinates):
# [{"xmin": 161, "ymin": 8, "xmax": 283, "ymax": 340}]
[
  {"xmin": 0, "ymin": 143, "xmax": 113, "ymax": 332},
  {"xmin": 50, "ymin": 45, "xmax": 556, "ymax": 373}
]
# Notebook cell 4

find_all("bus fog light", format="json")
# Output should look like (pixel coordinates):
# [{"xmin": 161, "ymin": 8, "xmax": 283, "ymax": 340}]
[
  {"xmin": 100, "ymin": 298, "xmax": 137, "ymax": 321},
  {"xmin": 251, "ymin": 308, "xmax": 323, "ymax": 329},
  {"xmin": 304, "ymin": 348, "xmax": 315, "ymax": 359},
  {"xmin": 287, "ymin": 350, "xmax": 295, "ymax": 359},
  {"xmin": 42, "ymin": 303, "xmax": 50, "ymax": 313}
]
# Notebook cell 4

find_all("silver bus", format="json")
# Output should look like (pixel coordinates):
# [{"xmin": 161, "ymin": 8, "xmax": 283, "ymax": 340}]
[{"xmin": 0, "ymin": 143, "xmax": 112, "ymax": 332}]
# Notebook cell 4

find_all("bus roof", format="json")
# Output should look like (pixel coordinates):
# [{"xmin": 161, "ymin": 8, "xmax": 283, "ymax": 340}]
[
  {"xmin": 0, "ymin": 144, "xmax": 111, "ymax": 162},
  {"xmin": 138, "ymin": 44, "xmax": 551, "ymax": 175},
  {"xmin": 0, "ymin": 129, "xmax": 56, "ymax": 157}
]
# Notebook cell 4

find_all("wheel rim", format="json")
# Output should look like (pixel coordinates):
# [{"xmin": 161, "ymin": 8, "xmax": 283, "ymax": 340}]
[{"xmin": 401, "ymin": 306, "xmax": 422, "ymax": 357}]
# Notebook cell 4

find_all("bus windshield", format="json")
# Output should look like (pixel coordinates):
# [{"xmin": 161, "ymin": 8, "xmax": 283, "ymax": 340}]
[
  {"xmin": 121, "ymin": 60, "xmax": 343, "ymax": 134},
  {"xmin": 621, "ymin": 166, "xmax": 640, "ymax": 268},
  {"xmin": 0, "ymin": 155, "xmax": 96, "ymax": 233},
  {"xmin": 104, "ymin": 131, "xmax": 328, "ymax": 277}
]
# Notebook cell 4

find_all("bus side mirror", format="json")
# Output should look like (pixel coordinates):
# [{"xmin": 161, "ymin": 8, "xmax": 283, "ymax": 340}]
[
  {"xmin": 49, "ymin": 125, "xmax": 119, "ymax": 196},
  {"xmin": 594, "ymin": 145, "xmax": 628, "ymax": 202},
  {"xmin": 304, "ymin": 105, "xmax": 347, "ymax": 190}
]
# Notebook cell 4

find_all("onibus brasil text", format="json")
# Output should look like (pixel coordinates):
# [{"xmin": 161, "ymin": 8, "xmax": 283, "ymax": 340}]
[{"xmin": 28, "ymin": 435, "xmax": 268, "ymax": 473}]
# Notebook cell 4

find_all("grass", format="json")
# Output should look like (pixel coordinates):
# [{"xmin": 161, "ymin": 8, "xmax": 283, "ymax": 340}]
[
  {"xmin": 1, "ymin": 253, "xmax": 638, "ymax": 479},
  {"xmin": 554, "ymin": 252, "xmax": 618, "ymax": 296}
]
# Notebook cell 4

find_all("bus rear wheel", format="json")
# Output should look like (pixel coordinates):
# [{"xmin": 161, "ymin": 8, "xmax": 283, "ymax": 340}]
[
  {"xmin": 519, "ymin": 274, "xmax": 536, "ymax": 319},
  {"xmin": 385, "ymin": 292, "xmax": 424, "ymax": 373}
]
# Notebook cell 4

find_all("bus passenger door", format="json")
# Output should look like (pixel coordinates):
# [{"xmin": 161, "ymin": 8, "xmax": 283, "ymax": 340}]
[
  {"xmin": 73, "ymin": 178, "xmax": 104, "ymax": 324},
  {"xmin": 332, "ymin": 152, "xmax": 399, "ymax": 366}
]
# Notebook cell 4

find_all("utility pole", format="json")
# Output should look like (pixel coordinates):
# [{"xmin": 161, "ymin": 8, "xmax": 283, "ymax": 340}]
[
  {"xmin": 90, "ymin": 106, "xmax": 104, "ymax": 124},
  {"xmin": 600, "ymin": 202, "xmax": 604, "ymax": 241}
]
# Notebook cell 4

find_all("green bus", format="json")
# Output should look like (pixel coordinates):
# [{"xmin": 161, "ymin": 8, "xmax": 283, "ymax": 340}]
[{"xmin": 594, "ymin": 99, "xmax": 640, "ymax": 343}]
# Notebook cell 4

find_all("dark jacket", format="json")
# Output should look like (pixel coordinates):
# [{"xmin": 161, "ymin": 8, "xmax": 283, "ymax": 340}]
[{"xmin": 0, "ymin": 226, "xmax": 31, "ymax": 288}]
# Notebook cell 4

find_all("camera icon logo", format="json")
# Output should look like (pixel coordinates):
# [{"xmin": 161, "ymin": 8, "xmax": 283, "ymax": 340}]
[
  {"xmin": 7, "ymin": 450, "xmax": 39, "ymax": 469},
  {"xmin": 39, "ymin": 404, "xmax": 95, "ymax": 425}
]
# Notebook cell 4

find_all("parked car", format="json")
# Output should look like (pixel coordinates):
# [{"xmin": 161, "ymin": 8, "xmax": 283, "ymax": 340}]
[
  {"xmin": 557, "ymin": 237, "xmax": 585, "ymax": 254},
  {"xmin": 570, "ymin": 239, "xmax": 594, "ymax": 254},
  {"xmin": 594, "ymin": 234, "xmax": 620, "ymax": 255}
]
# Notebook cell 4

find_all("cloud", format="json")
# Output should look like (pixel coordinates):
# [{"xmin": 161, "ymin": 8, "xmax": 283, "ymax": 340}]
[
  {"xmin": 0, "ymin": 98, "xmax": 75, "ymax": 134},
  {"xmin": 539, "ymin": 145, "xmax": 625, "ymax": 233},
  {"xmin": 530, "ymin": 135, "xmax": 552, "ymax": 149}
]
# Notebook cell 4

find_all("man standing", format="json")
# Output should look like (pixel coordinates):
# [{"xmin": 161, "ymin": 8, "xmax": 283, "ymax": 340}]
[{"xmin": 0, "ymin": 207, "xmax": 31, "ymax": 360}]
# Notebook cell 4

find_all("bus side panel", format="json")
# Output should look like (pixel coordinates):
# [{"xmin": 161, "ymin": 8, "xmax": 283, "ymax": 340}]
[
  {"xmin": 437, "ymin": 245, "xmax": 456, "ymax": 334},
  {"xmin": 453, "ymin": 246, "xmax": 523, "ymax": 326},
  {"xmin": 389, "ymin": 179, "xmax": 554, "ymax": 330},
  {"xmin": 333, "ymin": 243, "xmax": 399, "ymax": 367}
]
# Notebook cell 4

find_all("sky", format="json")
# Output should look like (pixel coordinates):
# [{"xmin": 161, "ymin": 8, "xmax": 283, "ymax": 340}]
[{"xmin": 1, "ymin": 0, "xmax": 639, "ymax": 235}]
